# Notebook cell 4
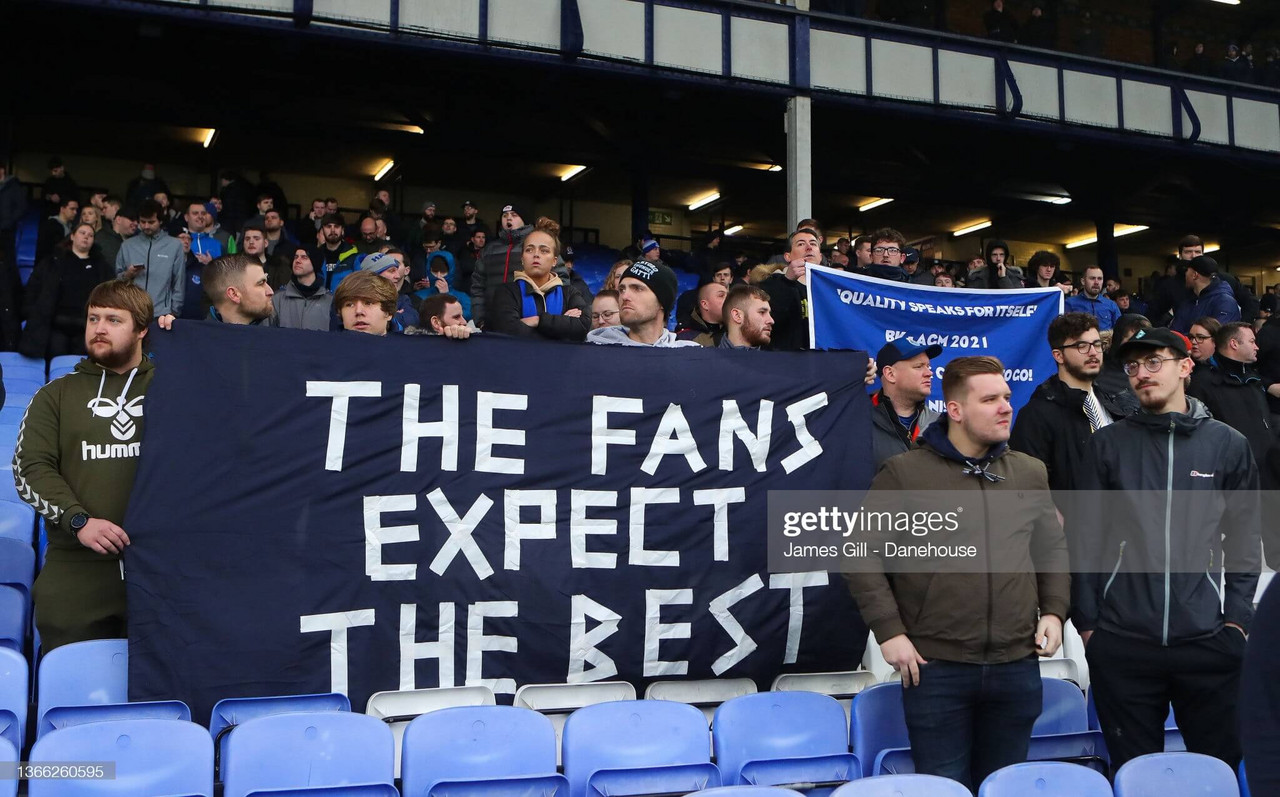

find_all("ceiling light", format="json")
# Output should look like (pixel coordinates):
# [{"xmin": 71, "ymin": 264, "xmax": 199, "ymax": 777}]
[
  {"xmin": 1066, "ymin": 224, "xmax": 1150, "ymax": 249},
  {"xmin": 688, "ymin": 192, "xmax": 720, "ymax": 211},
  {"xmin": 953, "ymin": 221, "xmax": 993, "ymax": 237},
  {"xmin": 1209, "ymin": 0, "xmax": 1240, "ymax": 5},
  {"xmin": 202, "ymin": 129, "xmax": 217, "ymax": 148},
  {"xmin": 561, "ymin": 165, "xmax": 587, "ymax": 182},
  {"xmin": 373, "ymin": 159, "xmax": 395, "ymax": 181},
  {"xmin": 767, "ymin": 164, "xmax": 783, "ymax": 172},
  {"xmin": 724, "ymin": 225, "xmax": 744, "ymax": 236},
  {"xmin": 858, "ymin": 198, "xmax": 894, "ymax": 212},
  {"xmin": 1047, "ymin": 196, "xmax": 1072, "ymax": 205},
  {"xmin": 1204, "ymin": 244, "xmax": 1220, "ymax": 253}
]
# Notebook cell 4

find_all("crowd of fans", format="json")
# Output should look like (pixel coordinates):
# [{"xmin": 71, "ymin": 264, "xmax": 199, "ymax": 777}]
[{"xmin": 7, "ymin": 151, "xmax": 1280, "ymax": 791}]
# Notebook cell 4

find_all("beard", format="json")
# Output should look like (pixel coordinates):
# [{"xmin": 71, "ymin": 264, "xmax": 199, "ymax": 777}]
[
  {"xmin": 742, "ymin": 320, "xmax": 772, "ymax": 347},
  {"xmin": 1064, "ymin": 358, "xmax": 1101, "ymax": 383},
  {"xmin": 88, "ymin": 339, "xmax": 139, "ymax": 370}
]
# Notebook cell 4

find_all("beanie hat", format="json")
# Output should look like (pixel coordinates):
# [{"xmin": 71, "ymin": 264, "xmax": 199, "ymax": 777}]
[
  {"xmin": 621, "ymin": 260, "xmax": 678, "ymax": 315},
  {"xmin": 500, "ymin": 202, "xmax": 530, "ymax": 226},
  {"xmin": 641, "ymin": 237, "xmax": 660, "ymax": 255},
  {"xmin": 320, "ymin": 212, "xmax": 345, "ymax": 228},
  {"xmin": 361, "ymin": 252, "xmax": 400, "ymax": 275}
]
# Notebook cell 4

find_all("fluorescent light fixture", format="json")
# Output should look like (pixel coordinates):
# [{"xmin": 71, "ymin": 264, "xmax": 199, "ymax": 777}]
[
  {"xmin": 1210, "ymin": 0, "xmax": 1240, "ymax": 5},
  {"xmin": 724, "ymin": 225, "xmax": 744, "ymax": 236},
  {"xmin": 561, "ymin": 165, "xmax": 587, "ymax": 182},
  {"xmin": 202, "ymin": 129, "xmax": 216, "ymax": 148},
  {"xmin": 953, "ymin": 220, "xmax": 993, "ymax": 237},
  {"xmin": 1205, "ymin": 243, "xmax": 1220, "ymax": 253},
  {"xmin": 1066, "ymin": 224, "xmax": 1150, "ymax": 249},
  {"xmin": 858, "ymin": 197, "xmax": 894, "ymax": 212},
  {"xmin": 688, "ymin": 192, "xmax": 720, "ymax": 211},
  {"xmin": 373, "ymin": 159, "xmax": 395, "ymax": 181},
  {"xmin": 767, "ymin": 164, "xmax": 783, "ymax": 172},
  {"xmin": 1047, "ymin": 196, "xmax": 1072, "ymax": 205}
]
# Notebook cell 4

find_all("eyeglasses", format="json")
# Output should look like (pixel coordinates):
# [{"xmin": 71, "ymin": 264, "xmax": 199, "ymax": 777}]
[
  {"xmin": 1056, "ymin": 340, "xmax": 1104, "ymax": 354},
  {"xmin": 1188, "ymin": 334, "xmax": 1213, "ymax": 342},
  {"xmin": 1122, "ymin": 356, "xmax": 1184, "ymax": 376},
  {"xmin": 871, "ymin": 247, "xmax": 901, "ymax": 256},
  {"xmin": 591, "ymin": 310, "xmax": 618, "ymax": 321}
]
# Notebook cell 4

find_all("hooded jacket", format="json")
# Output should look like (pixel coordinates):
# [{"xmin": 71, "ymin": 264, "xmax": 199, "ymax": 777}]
[
  {"xmin": 20, "ymin": 249, "xmax": 115, "ymax": 358},
  {"xmin": 488, "ymin": 272, "xmax": 591, "ymax": 341},
  {"xmin": 1170, "ymin": 276, "xmax": 1241, "ymax": 333},
  {"xmin": 272, "ymin": 279, "xmax": 334, "ymax": 332},
  {"xmin": 844, "ymin": 417, "xmax": 1071, "ymax": 664},
  {"xmin": 116, "ymin": 228, "xmax": 185, "ymax": 316},
  {"xmin": 965, "ymin": 239, "xmax": 1024, "ymax": 289},
  {"xmin": 1187, "ymin": 355, "xmax": 1280, "ymax": 489},
  {"xmin": 1069, "ymin": 397, "xmax": 1261, "ymax": 643},
  {"xmin": 586, "ymin": 325, "xmax": 701, "ymax": 348},
  {"xmin": 13, "ymin": 357, "xmax": 155, "ymax": 562},
  {"xmin": 471, "ymin": 223, "xmax": 533, "ymax": 326},
  {"xmin": 413, "ymin": 250, "xmax": 473, "ymax": 320},
  {"xmin": 869, "ymin": 390, "xmax": 940, "ymax": 471}
]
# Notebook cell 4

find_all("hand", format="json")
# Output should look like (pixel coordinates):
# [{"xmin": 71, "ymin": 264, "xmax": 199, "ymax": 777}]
[
  {"xmin": 77, "ymin": 518, "xmax": 131, "ymax": 555},
  {"xmin": 123, "ymin": 264, "xmax": 144, "ymax": 281},
  {"xmin": 880, "ymin": 634, "xmax": 927, "ymax": 687},
  {"xmin": 413, "ymin": 278, "xmax": 430, "ymax": 290},
  {"xmin": 563, "ymin": 308, "xmax": 582, "ymax": 318},
  {"xmin": 157, "ymin": 314, "xmax": 176, "ymax": 331},
  {"xmin": 864, "ymin": 358, "xmax": 877, "ymax": 386},
  {"xmin": 442, "ymin": 324, "xmax": 471, "ymax": 340},
  {"xmin": 434, "ymin": 278, "xmax": 449, "ymax": 293},
  {"xmin": 1080, "ymin": 629, "xmax": 1093, "ymax": 647},
  {"xmin": 1226, "ymin": 622, "xmax": 1247, "ymax": 639},
  {"xmin": 316, "ymin": 229, "xmax": 325, "ymax": 246},
  {"xmin": 1036, "ymin": 615, "xmax": 1063, "ymax": 657},
  {"xmin": 996, "ymin": 263, "xmax": 1006, "ymax": 277},
  {"xmin": 785, "ymin": 258, "xmax": 807, "ymax": 281},
  {"xmin": 195, "ymin": 252, "xmax": 213, "ymax": 265}
]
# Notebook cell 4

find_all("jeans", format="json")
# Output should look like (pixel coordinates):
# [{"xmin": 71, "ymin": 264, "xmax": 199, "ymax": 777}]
[{"xmin": 901, "ymin": 656, "xmax": 1043, "ymax": 793}]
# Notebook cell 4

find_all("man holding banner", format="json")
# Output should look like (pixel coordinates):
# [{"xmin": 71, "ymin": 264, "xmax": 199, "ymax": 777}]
[{"xmin": 759, "ymin": 228, "xmax": 822, "ymax": 351}]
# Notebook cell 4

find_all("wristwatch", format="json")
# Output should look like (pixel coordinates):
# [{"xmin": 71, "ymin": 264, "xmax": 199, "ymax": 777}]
[{"xmin": 69, "ymin": 512, "xmax": 90, "ymax": 534}]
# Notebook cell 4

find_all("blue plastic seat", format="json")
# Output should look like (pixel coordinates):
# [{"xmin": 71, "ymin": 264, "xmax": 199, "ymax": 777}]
[
  {"xmin": 221, "ymin": 711, "xmax": 395, "ymax": 797},
  {"xmin": 0, "ymin": 353, "xmax": 44, "ymax": 370},
  {"xmin": 0, "ymin": 503, "xmax": 35, "ymax": 543},
  {"xmin": 0, "ymin": 737, "xmax": 15, "ymax": 797},
  {"xmin": 1240, "ymin": 760, "xmax": 1252, "ymax": 797},
  {"xmin": 978, "ymin": 761, "xmax": 1112, "ymax": 796},
  {"xmin": 849, "ymin": 682, "xmax": 910, "ymax": 777},
  {"xmin": 0, "ymin": 538, "xmax": 33, "ymax": 593},
  {"xmin": 40, "ymin": 699, "xmax": 191, "ymax": 738},
  {"xmin": 1114, "ymin": 752, "xmax": 1240, "ymax": 796},
  {"xmin": 48, "ymin": 355, "xmax": 80, "ymax": 372},
  {"xmin": 562, "ymin": 700, "xmax": 721, "ymax": 797},
  {"xmin": 36, "ymin": 639, "xmax": 128, "ymax": 736},
  {"xmin": 698, "ymin": 789, "xmax": 805, "ymax": 797},
  {"xmin": 400, "ymin": 705, "xmax": 568, "ymax": 797},
  {"xmin": 0, "ymin": 648, "xmax": 27, "ymax": 758},
  {"xmin": 0, "ymin": 586, "xmax": 24, "ymax": 653},
  {"xmin": 714, "ymin": 691, "xmax": 860, "ymax": 788},
  {"xmin": 831, "ymin": 773, "xmax": 971, "ymax": 796},
  {"xmin": 1027, "ymin": 679, "xmax": 1108, "ymax": 773},
  {"xmin": 210, "ymin": 692, "xmax": 350, "ymax": 774},
  {"xmin": 0, "ymin": 408, "xmax": 24, "ymax": 426},
  {"xmin": 28, "ymin": 718, "xmax": 213, "ymax": 796}
]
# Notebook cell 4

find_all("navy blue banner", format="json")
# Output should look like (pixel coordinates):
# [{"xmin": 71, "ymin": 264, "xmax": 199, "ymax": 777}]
[
  {"xmin": 125, "ymin": 324, "xmax": 873, "ymax": 723},
  {"xmin": 807, "ymin": 265, "xmax": 1063, "ymax": 415}
]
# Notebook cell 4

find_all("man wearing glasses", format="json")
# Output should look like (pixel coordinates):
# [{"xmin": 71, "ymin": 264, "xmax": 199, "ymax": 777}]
[
  {"xmin": 1070, "ymin": 326, "xmax": 1260, "ymax": 772},
  {"xmin": 864, "ymin": 227, "xmax": 910, "ymax": 282},
  {"xmin": 1011, "ymin": 313, "xmax": 1137, "ymax": 498}
]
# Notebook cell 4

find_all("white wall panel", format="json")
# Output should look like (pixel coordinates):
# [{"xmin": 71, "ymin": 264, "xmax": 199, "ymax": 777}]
[
  {"xmin": 1007, "ymin": 61, "xmax": 1058, "ymax": 119},
  {"xmin": 810, "ymin": 30, "xmax": 866, "ymax": 94},
  {"xmin": 399, "ymin": 0, "xmax": 480, "ymax": 37},
  {"xmin": 1184, "ymin": 91, "xmax": 1230, "ymax": 145},
  {"xmin": 871, "ymin": 40, "xmax": 932, "ymax": 103},
  {"xmin": 653, "ymin": 6, "xmax": 721, "ymax": 75},
  {"xmin": 731, "ymin": 17, "xmax": 789, "ymax": 83},
  {"xmin": 489, "ymin": 0, "xmax": 560, "ymax": 49},
  {"xmin": 938, "ymin": 51, "xmax": 995, "ymax": 109},
  {"xmin": 1062, "ymin": 71, "xmax": 1118, "ymax": 128},
  {"xmin": 1233, "ymin": 98, "xmax": 1280, "ymax": 152},
  {"xmin": 1121, "ymin": 81, "xmax": 1172, "ymax": 136},
  {"xmin": 580, "ymin": 0, "xmax": 645, "ymax": 62}
]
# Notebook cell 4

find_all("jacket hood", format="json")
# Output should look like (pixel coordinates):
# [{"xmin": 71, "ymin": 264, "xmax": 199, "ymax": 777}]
[
  {"xmin": 426, "ymin": 249, "xmax": 457, "ymax": 285},
  {"xmin": 514, "ymin": 270, "xmax": 564, "ymax": 296},
  {"xmin": 918, "ymin": 415, "xmax": 1010, "ymax": 479},
  {"xmin": 984, "ymin": 238, "xmax": 1011, "ymax": 265},
  {"xmin": 587, "ymin": 325, "xmax": 684, "ymax": 347},
  {"xmin": 1127, "ymin": 395, "xmax": 1212, "ymax": 435},
  {"xmin": 72, "ymin": 356, "xmax": 156, "ymax": 378}
]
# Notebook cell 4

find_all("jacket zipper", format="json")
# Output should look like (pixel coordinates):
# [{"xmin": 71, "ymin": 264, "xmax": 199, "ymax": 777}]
[
  {"xmin": 980, "ymin": 478, "xmax": 993, "ymax": 662},
  {"xmin": 1103, "ymin": 540, "xmax": 1127, "ymax": 598},
  {"xmin": 1206, "ymin": 547, "xmax": 1223, "ymax": 602},
  {"xmin": 1162, "ymin": 421, "xmax": 1175, "ymax": 646}
]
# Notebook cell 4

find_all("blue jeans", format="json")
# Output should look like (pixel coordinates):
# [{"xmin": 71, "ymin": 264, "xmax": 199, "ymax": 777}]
[{"xmin": 901, "ymin": 656, "xmax": 1043, "ymax": 793}]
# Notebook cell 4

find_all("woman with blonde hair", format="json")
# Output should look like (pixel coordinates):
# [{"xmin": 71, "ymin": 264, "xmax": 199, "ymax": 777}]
[{"xmin": 488, "ymin": 217, "xmax": 591, "ymax": 341}]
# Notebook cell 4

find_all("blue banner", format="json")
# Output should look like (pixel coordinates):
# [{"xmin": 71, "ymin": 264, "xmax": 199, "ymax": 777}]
[
  {"xmin": 807, "ymin": 266, "xmax": 1063, "ymax": 414},
  {"xmin": 124, "ymin": 324, "xmax": 873, "ymax": 723}
]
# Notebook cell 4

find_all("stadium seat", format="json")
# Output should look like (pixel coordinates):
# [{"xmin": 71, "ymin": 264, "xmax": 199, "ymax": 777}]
[
  {"xmin": 698, "ymin": 788, "xmax": 805, "ymax": 797},
  {"xmin": 713, "ymin": 691, "xmax": 860, "ymax": 788},
  {"xmin": 1240, "ymin": 760, "xmax": 1252, "ymax": 797},
  {"xmin": 515, "ymin": 680, "xmax": 636, "ymax": 764},
  {"xmin": 0, "ymin": 407, "xmax": 25, "ymax": 426},
  {"xmin": 562, "ymin": 700, "xmax": 721, "ymax": 797},
  {"xmin": 39, "ymin": 699, "xmax": 191, "ymax": 738},
  {"xmin": 830, "ymin": 773, "xmax": 970, "ymax": 796},
  {"xmin": 0, "ymin": 586, "xmax": 24, "ymax": 653},
  {"xmin": 0, "ymin": 538, "xmax": 34, "ymax": 595},
  {"xmin": 0, "ymin": 354, "xmax": 44, "ymax": 371},
  {"xmin": 0, "ymin": 737, "xmax": 15, "ymax": 797},
  {"xmin": 644, "ymin": 677, "xmax": 757, "ymax": 724},
  {"xmin": 0, "ymin": 647, "xmax": 27, "ymax": 758},
  {"xmin": 0, "ymin": 503, "xmax": 35, "ymax": 544},
  {"xmin": 210, "ymin": 692, "xmax": 350, "ymax": 775},
  {"xmin": 28, "ymin": 718, "xmax": 213, "ymax": 796},
  {"xmin": 978, "ymin": 761, "xmax": 1112, "ymax": 796},
  {"xmin": 849, "ymin": 682, "xmax": 909, "ymax": 777},
  {"xmin": 1113, "ymin": 752, "xmax": 1240, "ymax": 797},
  {"xmin": 365, "ymin": 684, "xmax": 494, "ymax": 776},
  {"xmin": 221, "ymin": 711, "xmax": 395, "ymax": 797},
  {"xmin": 48, "ymin": 356, "xmax": 80, "ymax": 373},
  {"xmin": 1028, "ymin": 679, "xmax": 1108, "ymax": 773},
  {"xmin": 400, "ymin": 705, "xmax": 568, "ymax": 797},
  {"xmin": 36, "ymin": 639, "xmax": 128, "ymax": 736}
]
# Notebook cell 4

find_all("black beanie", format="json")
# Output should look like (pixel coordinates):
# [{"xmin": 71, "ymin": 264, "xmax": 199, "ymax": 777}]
[
  {"xmin": 622, "ymin": 261, "xmax": 678, "ymax": 315},
  {"xmin": 499, "ymin": 202, "xmax": 530, "ymax": 227}
]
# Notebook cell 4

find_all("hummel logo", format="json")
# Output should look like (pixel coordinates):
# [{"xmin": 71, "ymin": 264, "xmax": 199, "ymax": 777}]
[{"xmin": 1190, "ymin": 470, "xmax": 1215, "ymax": 478}]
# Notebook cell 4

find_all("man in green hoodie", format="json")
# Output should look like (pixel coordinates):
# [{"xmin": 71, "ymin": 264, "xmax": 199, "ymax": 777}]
[{"xmin": 13, "ymin": 281, "xmax": 155, "ymax": 652}]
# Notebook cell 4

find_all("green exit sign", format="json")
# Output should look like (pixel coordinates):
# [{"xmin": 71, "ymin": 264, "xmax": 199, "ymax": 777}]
[{"xmin": 648, "ymin": 210, "xmax": 674, "ymax": 226}]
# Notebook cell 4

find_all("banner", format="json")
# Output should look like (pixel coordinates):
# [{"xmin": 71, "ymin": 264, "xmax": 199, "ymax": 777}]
[
  {"xmin": 125, "ymin": 324, "xmax": 873, "ymax": 723},
  {"xmin": 807, "ymin": 265, "xmax": 1063, "ymax": 414}
]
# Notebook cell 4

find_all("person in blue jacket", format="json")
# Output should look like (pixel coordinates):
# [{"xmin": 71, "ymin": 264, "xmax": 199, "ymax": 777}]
[
  {"xmin": 413, "ymin": 249, "xmax": 472, "ymax": 321},
  {"xmin": 1063, "ymin": 266, "xmax": 1121, "ymax": 330},
  {"xmin": 1171, "ymin": 256, "xmax": 1240, "ymax": 333}
]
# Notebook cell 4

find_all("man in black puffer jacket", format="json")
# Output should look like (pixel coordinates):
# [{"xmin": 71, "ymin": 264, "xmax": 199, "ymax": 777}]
[
  {"xmin": 470, "ymin": 201, "xmax": 533, "ymax": 328},
  {"xmin": 1070, "ymin": 327, "xmax": 1261, "ymax": 773}
]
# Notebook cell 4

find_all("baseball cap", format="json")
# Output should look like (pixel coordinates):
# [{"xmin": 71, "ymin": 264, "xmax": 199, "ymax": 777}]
[
  {"xmin": 1115, "ymin": 327, "xmax": 1190, "ymax": 361},
  {"xmin": 876, "ymin": 340, "xmax": 943, "ymax": 373}
]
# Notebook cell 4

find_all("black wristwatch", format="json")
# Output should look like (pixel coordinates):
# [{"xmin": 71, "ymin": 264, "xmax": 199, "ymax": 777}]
[{"xmin": 69, "ymin": 512, "xmax": 90, "ymax": 534}]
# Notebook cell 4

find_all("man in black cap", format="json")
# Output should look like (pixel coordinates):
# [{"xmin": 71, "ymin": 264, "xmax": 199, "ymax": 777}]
[
  {"xmin": 471, "ymin": 201, "xmax": 534, "ymax": 328},
  {"xmin": 901, "ymin": 247, "xmax": 934, "ymax": 286},
  {"xmin": 587, "ymin": 260, "xmax": 698, "ymax": 348},
  {"xmin": 460, "ymin": 200, "xmax": 486, "ymax": 239},
  {"xmin": 1171, "ymin": 255, "xmax": 1240, "ymax": 333},
  {"xmin": 1071, "ymin": 326, "xmax": 1260, "ymax": 772},
  {"xmin": 870, "ymin": 341, "xmax": 942, "ymax": 469}
]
